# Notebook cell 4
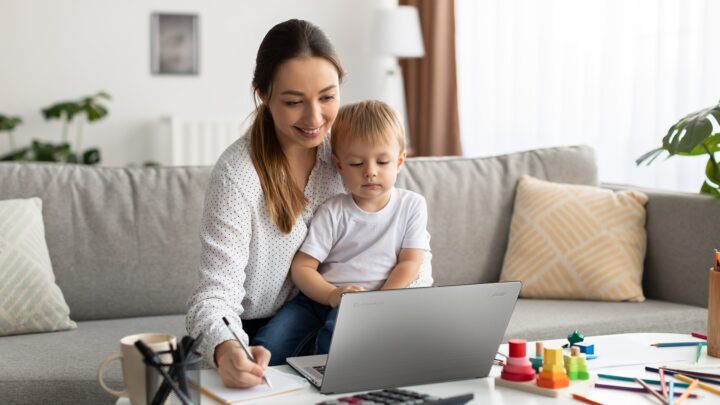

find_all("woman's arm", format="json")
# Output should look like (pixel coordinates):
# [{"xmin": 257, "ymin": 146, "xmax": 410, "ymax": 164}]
[
  {"xmin": 381, "ymin": 248, "xmax": 425, "ymax": 290},
  {"xmin": 185, "ymin": 167, "xmax": 263, "ymax": 384}
]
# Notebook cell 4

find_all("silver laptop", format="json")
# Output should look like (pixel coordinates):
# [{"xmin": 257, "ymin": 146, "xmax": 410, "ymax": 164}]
[{"xmin": 287, "ymin": 282, "xmax": 521, "ymax": 394}]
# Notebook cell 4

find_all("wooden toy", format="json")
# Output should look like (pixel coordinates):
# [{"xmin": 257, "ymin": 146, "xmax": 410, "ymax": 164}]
[
  {"xmin": 495, "ymin": 339, "xmax": 595, "ymax": 397},
  {"xmin": 530, "ymin": 341, "xmax": 543, "ymax": 372},
  {"xmin": 500, "ymin": 339, "xmax": 536, "ymax": 382},
  {"xmin": 537, "ymin": 347, "xmax": 570, "ymax": 388},
  {"xmin": 564, "ymin": 347, "xmax": 590, "ymax": 380}
]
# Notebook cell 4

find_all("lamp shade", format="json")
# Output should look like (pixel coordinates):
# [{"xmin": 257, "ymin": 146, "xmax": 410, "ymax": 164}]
[{"xmin": 374, "ymin": 6, "xmax": 425, "ymax": 58}]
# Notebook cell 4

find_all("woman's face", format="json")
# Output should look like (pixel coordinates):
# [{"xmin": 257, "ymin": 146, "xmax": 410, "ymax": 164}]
[{"xmin": 264, "ymin": 56, "xmax": 340, "ymax": 153}]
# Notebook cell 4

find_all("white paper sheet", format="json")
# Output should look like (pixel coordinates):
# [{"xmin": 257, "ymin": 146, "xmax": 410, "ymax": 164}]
[{"xmin": 195, "ymin": 367, "xmax": 309, "ymax": 403}]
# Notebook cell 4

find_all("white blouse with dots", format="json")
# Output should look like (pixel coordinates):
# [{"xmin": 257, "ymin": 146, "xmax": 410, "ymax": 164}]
[{"xmin": 185, "ymin": 133, "xmax": 346, "ymax": 366}]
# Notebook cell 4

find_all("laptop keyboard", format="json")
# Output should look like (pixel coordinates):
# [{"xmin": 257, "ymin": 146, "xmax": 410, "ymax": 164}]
[{"xmin": 316, "ymin": 389, "xmax": 473, "ymax": 405}]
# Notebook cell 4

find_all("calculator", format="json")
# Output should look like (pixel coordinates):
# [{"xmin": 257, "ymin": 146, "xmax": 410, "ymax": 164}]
[{"xmin": 316, "ymin": 388, "xmax": 474, "ymax": 404}]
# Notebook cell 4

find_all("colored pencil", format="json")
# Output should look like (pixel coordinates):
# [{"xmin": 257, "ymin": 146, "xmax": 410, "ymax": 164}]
[
  {"xmin": 675, "ymin": 373, "xmax": 720, "ymax": 396},
  {"xmin": 695, "ymin": 343, "xmax": 703, "ymax": 364},
  {"xmin": 660, "ymin": 368, "xmax": 668, "ymax": 398},
  {"xmin": 662, "ymin": 366, "xmax": 720, "ymax": 379},
  {"xmin": 691, "ymin": 332, "xmax": 708, "ymax": 340},
  {"xmin": 635, "ymin": 377, "xmax": 669, "ymax": 404},
  {"xmin": 647, "ymin": 366, "xmax": 720, "ymax": 386},
  {"xmin": 594, "ymin": 383, "xmax": 698, "ymax": 398},
  {"xmin": 668, "ymin": 381, "xmax": 675, "ymax": 405},
  {"xmin": 598, "ymin": 373, "xmax": 689, "ymax": 388},
  {"xmin": 652, "ymin": 342, "xmax": 707, "ymax": 348},
  {"xmin": 675, "ymin": 378, "xmax": 699, "ymax": 405},
  {"xmin": 572, "ymin": 393, "xmax": 604, "ymax": 405}
]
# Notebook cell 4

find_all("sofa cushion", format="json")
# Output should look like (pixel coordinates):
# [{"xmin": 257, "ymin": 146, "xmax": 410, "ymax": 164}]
[
  {"xmin": 500, "ymin": 176, "xmax": 648, "ymax": 302},
  {"xmin": 0, "ymin": 163, "xmax": 210, "ymax": 321},
  {"xmin": 0, "ymin": 315, "xmax": 187, "ymax": 405},
  {"xmin": 396, "ymin": 145, "xmax": 597, "ymax": 286},
  {"xmin": 505, "ymin": 299, "xmax": 707, "ymax": 342},
  {"xmin": 0, "ymin": 198, "xmax": 77, "ymax": 336}
]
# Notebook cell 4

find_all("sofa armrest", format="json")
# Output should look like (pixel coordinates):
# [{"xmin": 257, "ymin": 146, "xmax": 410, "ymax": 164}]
[{"xmin": 603, "ymin": 183, "xmax": 720, "ymax": 307}]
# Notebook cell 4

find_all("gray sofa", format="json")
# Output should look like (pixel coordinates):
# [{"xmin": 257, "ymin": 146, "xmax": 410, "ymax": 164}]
[{"xmin": 0, "ymin": 145, "xmax": 715, "ymax": 404}]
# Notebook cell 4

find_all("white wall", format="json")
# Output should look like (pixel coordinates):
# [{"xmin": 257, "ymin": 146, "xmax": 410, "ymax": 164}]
[{"xmin": 0, "ymin": 0, "xmax": 394, "ymax": 166}]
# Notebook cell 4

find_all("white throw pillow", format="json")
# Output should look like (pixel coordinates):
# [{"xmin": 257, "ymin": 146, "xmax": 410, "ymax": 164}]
[{"xmin": 0, "ymin": 198, "xmax": 77, "ymax": 336}]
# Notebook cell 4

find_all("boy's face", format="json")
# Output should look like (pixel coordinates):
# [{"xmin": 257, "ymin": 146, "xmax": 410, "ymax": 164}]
[{"xmin": 333, "ymin": 137, "xmax": 406, "ymax": 207}]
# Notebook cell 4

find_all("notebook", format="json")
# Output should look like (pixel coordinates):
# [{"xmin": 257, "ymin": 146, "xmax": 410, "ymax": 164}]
[{"xmin": 192, "ymin": 368, "xmax": 309, "ymax": 403}]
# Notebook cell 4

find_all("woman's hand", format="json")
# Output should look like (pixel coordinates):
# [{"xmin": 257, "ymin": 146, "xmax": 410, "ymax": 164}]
[
  {"xmin": 327, "ymin": 285, "xmax": 365, "ymax": 308},
  {"xmin": 214, "ymin": 340, "xmax": 272, "ymax": 388}
]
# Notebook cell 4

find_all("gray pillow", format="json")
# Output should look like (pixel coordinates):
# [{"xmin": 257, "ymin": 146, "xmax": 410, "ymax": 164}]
[{"xmin": 0, "ymin": 198, "xmax": 76, "ymax": 336}]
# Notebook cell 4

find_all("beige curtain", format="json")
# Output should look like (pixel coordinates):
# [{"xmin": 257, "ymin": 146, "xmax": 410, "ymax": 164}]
[{"xmin": 400, "ymin": 0, "xmax": 462, "ymax": 156}]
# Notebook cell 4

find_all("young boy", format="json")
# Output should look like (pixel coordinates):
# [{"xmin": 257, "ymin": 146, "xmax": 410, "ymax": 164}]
[{"xmin": 253, "ymin": 100, "xmax": 432, "ymax": 365}]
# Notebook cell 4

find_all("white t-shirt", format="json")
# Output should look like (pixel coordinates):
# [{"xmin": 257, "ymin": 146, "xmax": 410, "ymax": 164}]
[{"xmin": 299, "ymin": 188, "xmax": 433, "ymax": 291}]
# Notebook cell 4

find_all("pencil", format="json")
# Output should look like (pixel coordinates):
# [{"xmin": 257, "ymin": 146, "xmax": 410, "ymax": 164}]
[
  {"xmin": 675, "ymin": 378, "xmax": 699, "ymax": 405},
  {"xmin": 646, "ymin": 366, "xmax": 720, "ymax": 386},
  {"xmin": 594, "ymin": 383, "xmax": 698, "ymax": 398},
  {"xmin": 668, "ymin": 381, "xmax": 675, "ymax": 405},
  {"xmin": 222, "ymin": 317, "xmax": 272, "ymax": 388},
  {"xmin": 635, "ymin": 377, "xmax": 669, "ymax": 404},
  {"xmin": 660, "ymin": 368, "xmax": 667, "ymax": 398},
  {"xmin": 651, "ymin": 342, "xmax": 707, "ymax": 348},
  {"xmin": 661, "ymin": 366, "xmax": 720, "ymax": 379},
  {"xmin": 598, "ymin": 373, "xmax": 689, "ymax": 387},
  {"xmin": 691, "ymin": 332, "xmax": 707, "ymax": 340},
  {"xmin": 571, "ymin": 393, "xmax": 604, "ymax": 405},
  {"xmin": 694, "ymin": 343, "xmax": 703, "ymax": 364},
  {"xmin": 674, "ymin": 373, "xmax": 720, "ymax": 396}
]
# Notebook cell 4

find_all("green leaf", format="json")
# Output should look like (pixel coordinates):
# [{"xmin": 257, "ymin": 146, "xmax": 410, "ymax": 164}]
[
  {"xmin": 705, "ymin": 155, "xmax": 720, "ymax": 186},
  {"xmin": 663, "ymin": 101, "xmax": 720, "ymax": 155},
  {"xmin": 31, "ymin": 140, "xmax": 58, "ymax": 162},
  {"xmin": 700, "ymin": 180, "xmax": 720, "ymax": 197},
  {"xmin": 0, "ymin": 114, "xmax": 23, "ymax": 132},
  {"xmin": 635, "ymin": 147, "xmax": 665, "ymax": 166},
  {"xmin": 82, "ymin": 148, "xmax": 101, "ymax": 165}
]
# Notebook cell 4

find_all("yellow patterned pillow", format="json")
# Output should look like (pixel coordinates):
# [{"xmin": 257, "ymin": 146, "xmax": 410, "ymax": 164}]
[{"xmin": 500, "ymin": 175, "xmax": 648, "ymax": 302}]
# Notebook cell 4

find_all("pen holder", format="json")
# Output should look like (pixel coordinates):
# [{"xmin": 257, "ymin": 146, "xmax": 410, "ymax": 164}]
[{"xmin": 709, "ymin": 268, "xmax": 720, "ymax": 357}]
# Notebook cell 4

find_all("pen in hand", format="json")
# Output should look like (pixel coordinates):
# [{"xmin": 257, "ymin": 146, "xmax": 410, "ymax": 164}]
[{"xmin": 222, "ymin": 316, "xmax": 273, "ymax": 388}]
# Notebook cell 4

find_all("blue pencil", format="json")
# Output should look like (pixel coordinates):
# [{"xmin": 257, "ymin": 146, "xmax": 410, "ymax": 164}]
[{"xmin": 651, "ymin": 341, "xmax": 707, "ymax": 348}]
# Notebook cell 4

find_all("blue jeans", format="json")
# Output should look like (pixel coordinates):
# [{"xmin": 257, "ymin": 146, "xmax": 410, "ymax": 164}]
[{"xmin": 251, "ymin": 293, "xmax": 338, "ymax": 366}]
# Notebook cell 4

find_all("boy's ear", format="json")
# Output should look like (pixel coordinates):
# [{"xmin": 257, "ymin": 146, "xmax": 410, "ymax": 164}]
[{"xmin": 397, "ymin": 151, "xmax": 407, "ymax": 170}]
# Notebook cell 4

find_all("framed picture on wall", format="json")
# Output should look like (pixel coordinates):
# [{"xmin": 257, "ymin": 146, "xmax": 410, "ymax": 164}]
[{"xmin": 151, "ymin": 13, "xmax": 199, "ymax": 75}]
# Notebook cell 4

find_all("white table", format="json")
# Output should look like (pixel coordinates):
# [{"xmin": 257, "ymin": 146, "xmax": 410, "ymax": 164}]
[{"xmin": 118, "ymin": 333, "xmax": 720, "ymax": 404}]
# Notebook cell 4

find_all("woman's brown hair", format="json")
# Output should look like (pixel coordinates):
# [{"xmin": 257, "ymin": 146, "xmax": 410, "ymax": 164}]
[{"xmin": 250, "ymin": 19, "xmax": 344, "ymax": 233}]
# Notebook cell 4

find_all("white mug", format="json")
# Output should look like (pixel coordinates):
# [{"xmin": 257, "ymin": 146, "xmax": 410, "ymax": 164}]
[{"xmin": 97, "ymin": 333, "xmax": 176, "ymax": 405}]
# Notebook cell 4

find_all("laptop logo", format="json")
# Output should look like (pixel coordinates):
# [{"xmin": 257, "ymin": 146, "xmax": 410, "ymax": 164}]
[{"xmin": 491, "ymin": 292, "xmax": 507, "ymax": 297}]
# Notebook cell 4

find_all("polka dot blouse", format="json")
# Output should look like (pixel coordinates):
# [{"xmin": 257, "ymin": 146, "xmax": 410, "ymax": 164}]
[{"xmin": 185, "ymin": 133, "xmax": 346, "ymax": 366}]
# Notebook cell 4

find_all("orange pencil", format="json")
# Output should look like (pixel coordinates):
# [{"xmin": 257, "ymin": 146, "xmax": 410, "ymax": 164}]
[{"xmin": 572, "ymin": 393, "xmax": 605, "ymax": 405}]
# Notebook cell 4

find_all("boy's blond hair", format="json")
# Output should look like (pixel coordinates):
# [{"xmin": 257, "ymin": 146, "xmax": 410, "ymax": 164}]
[{"xmin": 331, "ymin": 100, "xmax": 405, "ymax": 155}]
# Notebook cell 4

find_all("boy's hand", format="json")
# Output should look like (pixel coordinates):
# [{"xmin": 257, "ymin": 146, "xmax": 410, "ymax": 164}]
[{"xmin": 327, "ymin": 285, "xmax": 365, "ymax": 307}]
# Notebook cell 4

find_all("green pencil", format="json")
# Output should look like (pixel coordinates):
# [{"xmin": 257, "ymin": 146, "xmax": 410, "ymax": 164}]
[
  {"xmin": 597, "ymin": 373, "xmax": 691, "ymax": 388},
  {"xmin": 695, "ymin": 342, "xmax": 703, "ymax": 364}
]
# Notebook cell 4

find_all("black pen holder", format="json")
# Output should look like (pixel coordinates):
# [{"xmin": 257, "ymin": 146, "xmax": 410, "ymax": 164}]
[{"xmin": 143, "ymin": 346, "xmax": 202, "ymax": 405}]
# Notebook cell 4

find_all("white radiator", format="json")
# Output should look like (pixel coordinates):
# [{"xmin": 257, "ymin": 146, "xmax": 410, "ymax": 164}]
[{"xmin": 160, "ymin": 116, "xmax": 251, "ymax": 166}]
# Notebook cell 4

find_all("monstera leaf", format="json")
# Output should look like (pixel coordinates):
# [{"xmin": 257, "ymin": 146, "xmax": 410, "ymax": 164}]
[
  {"xmin": 637, "ymin": 100, "xmax": 720, "ymax": 196},
  {"xmin": 637, "ymin": 100, "xmax": 720, "ymax": 165}
]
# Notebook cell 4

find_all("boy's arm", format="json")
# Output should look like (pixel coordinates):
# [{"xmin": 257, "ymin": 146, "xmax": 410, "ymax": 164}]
[
  {"xmin": 381, "ymin": 248, "xmax": 425, "ymax": 290},
  {"xmin": 291, "ymin": 251, "xmax": 363, "ymax": 307}
]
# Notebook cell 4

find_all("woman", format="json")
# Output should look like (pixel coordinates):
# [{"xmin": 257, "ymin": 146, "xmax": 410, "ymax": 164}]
[{"xmin": 186, "ymin": 19, "xmax": 347, "ymax": 388}]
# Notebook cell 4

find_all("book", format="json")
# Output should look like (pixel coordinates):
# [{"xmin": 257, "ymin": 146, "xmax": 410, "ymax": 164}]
[{"xmin": 191, "ymin": 368, "xmax": 309, "ymax": 404}]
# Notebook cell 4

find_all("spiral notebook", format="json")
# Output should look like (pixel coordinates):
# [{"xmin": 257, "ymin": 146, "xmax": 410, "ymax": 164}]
[{"xmin": 192, "ymin": 368, "xmax": 310, "ymax": 404}]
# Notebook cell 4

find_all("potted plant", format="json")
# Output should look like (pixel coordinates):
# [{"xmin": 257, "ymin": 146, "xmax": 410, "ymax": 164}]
[
  {"xmin": 0, "ymin": 91, "xmax": 110, "ymax": 164},
  {"xmin": 0, "ymin": 114, "xmax": 26, "ymax": 160},
  {"xmin": 636, "ymin": 100, "xmax": 720, "ymax": 196}
]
